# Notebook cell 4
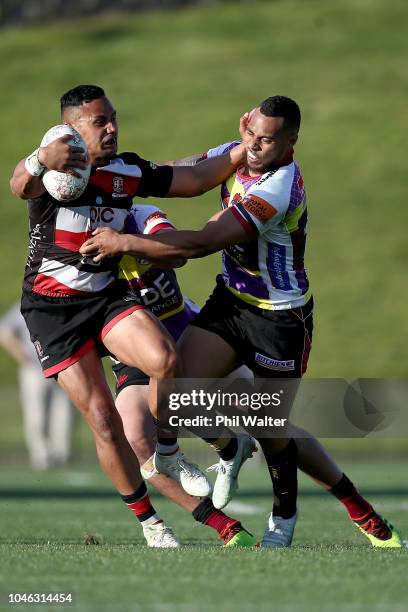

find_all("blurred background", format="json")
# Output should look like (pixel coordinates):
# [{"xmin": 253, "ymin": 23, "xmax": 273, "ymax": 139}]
[{"xmin": 0, "ymin": 0, "xmax": 406, "ymax": 467}]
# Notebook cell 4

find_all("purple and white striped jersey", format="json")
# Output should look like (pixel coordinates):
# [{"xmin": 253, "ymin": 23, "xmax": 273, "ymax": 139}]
[{"xmin": 205, "ymin": 141, "xmax": 311, "ymax": 311}]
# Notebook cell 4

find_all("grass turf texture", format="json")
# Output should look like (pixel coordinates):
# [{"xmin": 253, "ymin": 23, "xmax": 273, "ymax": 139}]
[
  {"xmin": 0, "ymin": 0, "xmax": 407, "ymax": 383},
  {"xmin": 1, "ymin": 459, "xmax": 407, "ymax": 611}
]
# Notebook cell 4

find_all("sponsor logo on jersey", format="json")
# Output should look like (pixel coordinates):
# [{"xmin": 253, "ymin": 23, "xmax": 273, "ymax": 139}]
[
  {"xmin": 242, "ymin": 195, "xmax": 276, "ymax": 223},
  {"xmin": 113, "ymin": 176, "xmax": 124, "ymax": 193},
  {"xmin": 34, "ymin": 340, "xmax": 43, "ymax": 358},
  {"xmin": 253, "ymin": 170, "xmax": 275, "ymax": 187},
  {"xmin": 231, "ymin": 192, "xmax": 243, "ymax": 205},
  {"xmin": 90, "ymin": 206, "xmax": 114, "ymax": 225},
  {"xmin": 255, "ymin": 352, "xmax": 295, "ymax": 371}
]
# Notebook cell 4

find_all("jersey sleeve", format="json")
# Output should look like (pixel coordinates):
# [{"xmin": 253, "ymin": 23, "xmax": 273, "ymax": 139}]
[
  {"xmin": 229, "ymin": 171, "xmax": 289, "ymax": 238},
  {"xmin": 125, "ymin": 204, "xmax": 176, "ymax": 236},
  {"xmin": 124, "ymin": 153, "xmax": 174, "ymax": 198},
  {"xmin": 204, "ymin": 141, "xmax": 241, "ymax": 160}
]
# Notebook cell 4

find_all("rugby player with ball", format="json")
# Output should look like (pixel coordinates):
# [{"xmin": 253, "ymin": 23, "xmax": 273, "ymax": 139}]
[{"xmin": 9, "ymin": 85, "xmax": 254, "ymax": 547}]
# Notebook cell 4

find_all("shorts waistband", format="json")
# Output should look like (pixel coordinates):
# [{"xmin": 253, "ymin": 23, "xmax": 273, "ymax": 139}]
[{"xmin": 215, "ymin": 277, "xmax": 313, "ymax": 316}]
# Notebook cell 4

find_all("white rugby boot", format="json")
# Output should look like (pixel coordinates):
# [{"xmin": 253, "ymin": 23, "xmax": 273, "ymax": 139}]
[
  {"xmin": 153, "ymin": 449, "xmax": 212, "ymax": 497},
  {"xmin": 207, "ymin": 433, "xmax": 257, "ymax": 509},
  {"xmin": 261, "ymin": 511, "xmax": 298, "ymax": 547},
  {"xmin": 142, "ymin": 521, "xmax": 180, "ymax": 548}
]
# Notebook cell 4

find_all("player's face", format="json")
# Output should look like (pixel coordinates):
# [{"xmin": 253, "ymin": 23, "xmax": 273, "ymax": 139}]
[
  {"xmin": 69, "ymin": 97, "xmax": 118, "ymax": 166},
  {"xmin": 243, "ymin": 109, "xmax": 298, "ymax": 175}
]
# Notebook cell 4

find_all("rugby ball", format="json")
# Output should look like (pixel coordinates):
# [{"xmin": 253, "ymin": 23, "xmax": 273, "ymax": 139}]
[{"xmin": 41, "ymin": 124, "xmax": 90, "ymax": 201}]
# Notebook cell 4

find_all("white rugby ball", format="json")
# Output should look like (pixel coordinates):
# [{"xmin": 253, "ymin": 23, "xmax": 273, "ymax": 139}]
[{"xmin": 41, "ymin": 124, "xmax": 91, "ymax": 201}]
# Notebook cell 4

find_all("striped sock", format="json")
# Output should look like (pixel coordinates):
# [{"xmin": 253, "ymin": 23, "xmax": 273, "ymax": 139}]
[
  {"xmin": 192, "ymin": 498, "xmax": 237, "ymax": 536},
  {"xmin": 329, "ymin": 474, "xmax": 372, "ymax": 521},
  {"xmin": 121, "ymin": 483, "xmax": 162, "ymax": 526}
]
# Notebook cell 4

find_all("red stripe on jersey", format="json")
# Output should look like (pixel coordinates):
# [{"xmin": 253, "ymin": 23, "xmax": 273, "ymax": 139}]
[
  {"xmin": 100, "ymin": 305, "xmax": 146, "ymax": 340},
  {"xmin": 147, "ymin": 222, "xmax": 175, "ymax": 235},
  {"xmin": 33, "ymin": 274, "xmax": 90, "ymax": 297},
  {"xmin": 55, "ymin": 229, "xmax": 93, "ymax": 252},
  {"xmin": 230, "ymin": 206, "xmax": 258, "ymax": 239},
  {"xmin": 43, "ymin": 338, "xmax": 95, "ymax": 378},
  {"xmin": 89, "ymin": 171, "xmax": 141, "ymax": 196}
]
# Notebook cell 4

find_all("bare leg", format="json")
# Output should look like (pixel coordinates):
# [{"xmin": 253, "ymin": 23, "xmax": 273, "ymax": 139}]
[
  {"xmin": 58, "ymin": 348, "xmax": 142, "ymax": 495},
  {"xmin": 178, "ymin": 325, "xmax": 241, "ymax": 451},
  {"xmin": 178, "ymin": 325, "xmax": 240, "ymax": 378},
  {"xmin": 103, "ymin": 309, "xmax": 180, "ymax": 443},
  {"xmin": 291, "ymin": 426, "xmax": 343, "ymax": 488},
  {"xmin": 103, "ymin": 309, "xmax": 178, "ymax": 417},
  {"xmin": 115, "ymin": 382, "xmax": 255, "ymax": 544},
  {"xmin": 116, "ymin": 384, "xmax": 201, "ymax": 512}
]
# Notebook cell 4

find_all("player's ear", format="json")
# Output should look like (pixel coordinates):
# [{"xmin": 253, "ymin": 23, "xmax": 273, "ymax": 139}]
[{"xmin": 289, "ymin": 131, "xmax": 298, "ymax": 146}]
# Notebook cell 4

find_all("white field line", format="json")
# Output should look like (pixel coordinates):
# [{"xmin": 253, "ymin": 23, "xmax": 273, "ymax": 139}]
[{"xmin": 226, "ymin": 500, "xmax": 262, "ymax": 515}]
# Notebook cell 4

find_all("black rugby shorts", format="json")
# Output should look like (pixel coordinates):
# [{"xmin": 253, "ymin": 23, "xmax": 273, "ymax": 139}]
[
  {"xmin": 21, "ymin": 285, "xmax": 145, "ymax": 378},
  {"xmin": 190, "ymin": 277, "xmax": 313, "ymax": 379}
]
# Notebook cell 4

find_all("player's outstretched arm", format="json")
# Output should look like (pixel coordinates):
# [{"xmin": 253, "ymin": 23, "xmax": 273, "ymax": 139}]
[
  {"xmin": 166, "ymin": 144, "xmax": 245, "ymax": 197},
  {"xmin": 80, "ymin": 208, "xmax": 249, "ymax": 263},
  {"xmin": 10, "ymin": 135, "xmax": 88, "ymax": 200}
]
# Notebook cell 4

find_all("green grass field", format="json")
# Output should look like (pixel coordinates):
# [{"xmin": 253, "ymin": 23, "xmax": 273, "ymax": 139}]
[
  {"xmin": 0, "ymin": 2, "xmax": 407, "ymax": 610},
  {"xmin": 1, "ymin": 458, "xmax": 407, "ymax": 612}
]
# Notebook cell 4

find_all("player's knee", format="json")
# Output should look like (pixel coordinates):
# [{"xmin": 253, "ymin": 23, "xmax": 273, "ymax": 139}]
[{"xmin": 146, "ymin": 342, "xmax": 178, "ymax": 379}]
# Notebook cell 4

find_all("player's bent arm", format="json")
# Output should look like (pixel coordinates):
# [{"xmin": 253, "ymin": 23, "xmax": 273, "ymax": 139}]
[
  {"xmin": 80, "ymin": 209, "xmax": 250, "ymax": 263},
  {"xmin": 10, "ymin": 158, "xmax": 46, "ymax": 200},
  {"xmin": 10, "ymin": 136, "xmax": 88, "ymax": 200},
  {"xmin": 142, "ymin": 209, "xmax": 250, "ymax": 259},
  {"xmin": 143, "ymin": 229, "xmax": 187, "ymax": 269},
  {"xmin": 166, "ymin": 144, "xmax": 245, "ymax": 197},
  {"xmin": 126, "ymin": 209, "xmax": 249, "ymax": 259},
  {"xmin": 79, "ymin": 227, "xmax": 188, "ymax": 267},
  {"xmin": 162, "ymin": 153, "xmax": 205, "ymax": 167}
]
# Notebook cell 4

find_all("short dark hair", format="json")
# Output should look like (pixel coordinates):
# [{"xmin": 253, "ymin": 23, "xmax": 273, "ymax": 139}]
[
  {"xmin": 60, "ymin": 85, "xmax": 105, "ymax": 115},
  {"xmin": 259, "ymin": 96, "xmax": 301, "ymax": 131}
]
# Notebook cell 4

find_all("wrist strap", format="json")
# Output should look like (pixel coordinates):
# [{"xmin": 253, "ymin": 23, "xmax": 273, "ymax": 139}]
[{"xmin": 24, "ymin": 148, "xmax": 45, "ymax": 177}]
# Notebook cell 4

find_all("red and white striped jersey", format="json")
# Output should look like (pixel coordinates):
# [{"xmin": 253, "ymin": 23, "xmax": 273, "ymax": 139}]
[{"xmin": 24, "ymin": 152, "xmax": 173, "ymax": 298}]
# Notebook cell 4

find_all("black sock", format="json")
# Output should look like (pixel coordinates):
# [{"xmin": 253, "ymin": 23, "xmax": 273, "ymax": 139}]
[
  {"xmin": 120, "ymin": 483, "xmax": 160, "ymax": 524},
  {"xmin": 260, "ymin": 438, "xmax": 298, "ymax": 519},
  {"xmin": 192, "ymin": 497, "xmax": 216, "ymax": 523},
  {"xmin": 203, "ymin": 436, "xmax": 238, "ymax": 460},
  {"xmin": 152, "ymin": 416, "xmax": 178, "ymax": 448}
]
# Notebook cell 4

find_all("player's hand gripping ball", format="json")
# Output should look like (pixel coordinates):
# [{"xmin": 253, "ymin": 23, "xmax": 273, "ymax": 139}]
[{"xmin": 41, "ymin": 125, "xmax": 90, "ymax": 201}]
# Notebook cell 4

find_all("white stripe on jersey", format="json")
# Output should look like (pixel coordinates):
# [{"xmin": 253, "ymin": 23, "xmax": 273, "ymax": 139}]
[
  {"xmin": 55, "ymin": 205, "xmax": 128, "ymax": 232},
  {"xmin": 128, "ymin": 204, "xmax": 175, "ymax": 235},
  {"xmin": 55, "ymin": 206, "xmax": 89, "ymax": 232},
  {"xmin": 38, "ymin": 258, "xmax": 112, "ymax": 292},
  {"xmin": 207, "ymin": 141, "xmax": 310, "ymax": 310},
  {"xmin": 96, "ymin": 159, "xmax": 142, "ymax": 177}
]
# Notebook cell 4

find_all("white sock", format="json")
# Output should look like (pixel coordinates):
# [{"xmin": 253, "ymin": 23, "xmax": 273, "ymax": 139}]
[{"xmin": 141, "ymin": 514, "xmax": 163, "ymax": 527}]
